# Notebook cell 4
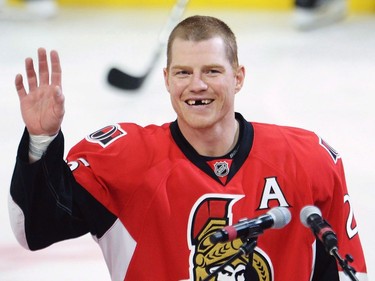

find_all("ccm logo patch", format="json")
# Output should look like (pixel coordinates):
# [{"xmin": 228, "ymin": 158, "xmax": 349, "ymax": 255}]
[{"xmin": 86, "ymin": 124, "xmax": 127, "ymax": 147}]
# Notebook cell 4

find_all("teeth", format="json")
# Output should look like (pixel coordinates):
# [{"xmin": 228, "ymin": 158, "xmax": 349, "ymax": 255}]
[{"xmin": 186, "ymin": 99, "xmax": 212, "ymax": 105}]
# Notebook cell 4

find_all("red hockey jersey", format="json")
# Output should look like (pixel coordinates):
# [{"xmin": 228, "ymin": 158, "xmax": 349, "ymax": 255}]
[{"xmin": 63, "ymin": 113, "xmax": 367, "ymax": 281}]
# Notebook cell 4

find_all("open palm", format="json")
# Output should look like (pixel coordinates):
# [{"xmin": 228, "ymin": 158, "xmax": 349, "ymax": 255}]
[{"xmin": 15, "ymin": 48, "xmax": 65, "ymax": 136}]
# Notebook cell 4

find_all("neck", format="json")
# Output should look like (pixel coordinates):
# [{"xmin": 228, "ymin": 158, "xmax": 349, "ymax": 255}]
[{"xmin": 178, "ymin": 117, "xmax": 240, "ymax": 157}]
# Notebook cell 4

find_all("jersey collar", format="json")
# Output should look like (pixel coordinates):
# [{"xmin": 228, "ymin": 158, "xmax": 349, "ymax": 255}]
[{"xmin": 170, "ymin": 112, "xmax": 254, "ymax": 186}]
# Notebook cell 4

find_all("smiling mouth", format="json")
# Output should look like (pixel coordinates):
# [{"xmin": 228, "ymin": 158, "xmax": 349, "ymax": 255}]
[{"xmin": 186, "ymin": 99, "xmax": 214, "ymax": 106}]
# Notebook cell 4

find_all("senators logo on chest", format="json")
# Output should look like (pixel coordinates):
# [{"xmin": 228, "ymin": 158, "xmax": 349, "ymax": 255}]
[{"xmin": 187, "ymin": 194, "xmax": 274, "ymax": 281}]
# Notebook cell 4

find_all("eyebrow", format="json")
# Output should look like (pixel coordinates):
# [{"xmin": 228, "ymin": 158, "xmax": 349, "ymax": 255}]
[{"xmin": 170, "ymin": 64, "xmax": 226, "ymax": 70}]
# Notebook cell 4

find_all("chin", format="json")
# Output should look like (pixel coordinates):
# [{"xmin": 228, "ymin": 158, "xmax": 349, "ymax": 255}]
[{"xmin": 186, "ymin": 115, "xmax": 216, "ymax": 130}]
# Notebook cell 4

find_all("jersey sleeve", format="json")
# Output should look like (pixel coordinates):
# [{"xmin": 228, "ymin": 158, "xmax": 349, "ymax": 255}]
[
  {"xmin": 307, "ymin": 134, "xmax": 368, "ymax": 280},
  {"xmin": 65, "ymin": 123, "xmax": 155, "ymax": 216},
  {"xmin": 9, "ymin": 128, "xmax": 117, "ymax": 251}
]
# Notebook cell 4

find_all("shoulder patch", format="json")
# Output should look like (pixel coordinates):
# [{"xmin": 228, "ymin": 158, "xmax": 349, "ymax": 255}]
[
  {"xmin": 86, "ymin": 124, "xmax": 127, "ymax": 147},
  {"xmin": 318, "ymin": 136, "xmax": 341, "ymax": 164}
]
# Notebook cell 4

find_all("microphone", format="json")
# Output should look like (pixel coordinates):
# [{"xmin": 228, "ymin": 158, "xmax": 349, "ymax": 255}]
[
  {"xmin": 210, "ymin": 207, "xmax": 291, "ymax": 244},
  {"xmin": 300, "ymin": 205, "xmax": 338, "ymax": 254},
  {"xmin": 301, "ymin": 206, "xmax": 359, "ymax": 281}
]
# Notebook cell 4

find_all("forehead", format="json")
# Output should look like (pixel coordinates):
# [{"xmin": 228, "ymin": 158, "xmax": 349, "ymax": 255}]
[{"xmin": 169, "ymin": 37, "xmax": 229, "ymax": 66}]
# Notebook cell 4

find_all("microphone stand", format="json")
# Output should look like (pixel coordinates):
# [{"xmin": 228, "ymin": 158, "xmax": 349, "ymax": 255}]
[
  {"xmin": 329, "ymin": 248, "xmax": 359, "ymax": 281},
  {"xmin": 308, "ymin": 216, "xmax": 359, "ymax": 281},
  {"xmin": 202, "ymin": 238, "xmax": 257, "ymax": 281}
]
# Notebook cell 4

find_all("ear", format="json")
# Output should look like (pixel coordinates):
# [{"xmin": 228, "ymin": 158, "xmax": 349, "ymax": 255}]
[
  {"xmin": 163, "ymin": 67, "xmax": 170, "ymax": 92},
  {"xmin": 234, "ymin": 65, "xmax": 245, "ymax": 94}
]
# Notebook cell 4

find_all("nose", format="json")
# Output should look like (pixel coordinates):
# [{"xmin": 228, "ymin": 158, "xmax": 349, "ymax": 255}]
[{"xmin": 189, "ymin": 73, "xmax": 208, "ymax": 92}]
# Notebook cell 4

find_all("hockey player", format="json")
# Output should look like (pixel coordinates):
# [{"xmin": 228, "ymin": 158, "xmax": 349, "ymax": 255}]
[
  {"xmin": 294, "ymin": 0, "xmax": 347, "ymax": 30},
  {"xmin": 9, "ymin": 15, "xmax": 367, "ymax": 281}
]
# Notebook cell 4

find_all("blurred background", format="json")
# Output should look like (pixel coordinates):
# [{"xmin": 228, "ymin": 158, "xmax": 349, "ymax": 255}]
[{"xmin": 0, "ymin": 0, "xmax": 374, "ymax": 280}]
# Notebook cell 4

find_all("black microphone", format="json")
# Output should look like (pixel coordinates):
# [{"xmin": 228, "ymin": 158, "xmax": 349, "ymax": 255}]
[
  {"xmin": 300, "ymin": 205, "xmax": 338, "ymax": 254},
  {"xmin": 210, "ymin": 207, "xmax": 291, "ymax": 244},
  {"xmin": 301, "ymin": 206, "xmax": 359, "ymax": 281}
]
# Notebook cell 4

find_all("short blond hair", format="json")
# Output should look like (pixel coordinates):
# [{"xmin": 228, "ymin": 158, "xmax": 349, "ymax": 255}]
[{"xmin": 166, "ymin": 15, "xmax": 239, "ymax": 69}]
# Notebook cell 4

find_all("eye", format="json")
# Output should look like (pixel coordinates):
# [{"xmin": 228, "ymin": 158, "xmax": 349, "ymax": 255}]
[
  {"xmin": 220, "ymin": 269, "xmax": 232, "ymax": 276},
  {"xmin": 206, "ymin": 68, "xmax": 222, "ymax": 76},
  {"xmin": 174, "ymin": 70, "xmax": 190, "ymax": 77}
]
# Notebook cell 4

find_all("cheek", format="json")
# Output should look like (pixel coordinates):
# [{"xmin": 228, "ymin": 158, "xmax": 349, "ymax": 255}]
[
  {"xmin": 168, "ymin": 85, "xmax": 183, "ymax": 109},
  {"xmin": 215, "ymin": 80, "xmax": 236, "ymax": 99},
  {"xmin": 168, "ymin": 79, "xmax": 187, "ymax": 98},
  {"xmin": 169, "ymin": 94, "xmax": 184, "ymax": 116}
]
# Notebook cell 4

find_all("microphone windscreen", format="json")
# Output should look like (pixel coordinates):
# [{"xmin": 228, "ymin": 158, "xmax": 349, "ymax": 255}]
[
  {"xmin": 268, "ymin": 207, "xmax": 291, "ymax": 229},
  {"xmin": 300, "ymin": 205, "xmax": 322, "ymax": 227}
]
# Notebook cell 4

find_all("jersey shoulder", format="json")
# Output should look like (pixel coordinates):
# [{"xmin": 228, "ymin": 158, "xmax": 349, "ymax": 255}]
[
  {"xmin": 251, "ymin": 122, "xmax": 341, "ymax": 166},
  {"xmin": 69, "ymin": 122, "xmax": 172, "ymax": 153}
]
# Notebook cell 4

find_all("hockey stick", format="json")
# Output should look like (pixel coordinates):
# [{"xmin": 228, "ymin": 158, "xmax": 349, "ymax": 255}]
[{"xmin": 107, "ymin": 0, "xmax": 190, "ymax": 90}]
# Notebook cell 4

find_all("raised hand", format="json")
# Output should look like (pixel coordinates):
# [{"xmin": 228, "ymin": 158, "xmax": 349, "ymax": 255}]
[{"xmin": 15, "ymin": 48, "xmax": 65, "ymax": 136}]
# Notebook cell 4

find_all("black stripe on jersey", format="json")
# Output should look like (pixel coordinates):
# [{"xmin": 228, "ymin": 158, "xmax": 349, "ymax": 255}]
[{"xmin": 170, "ymin": 112, "xmax": 254, "ymax": 186}]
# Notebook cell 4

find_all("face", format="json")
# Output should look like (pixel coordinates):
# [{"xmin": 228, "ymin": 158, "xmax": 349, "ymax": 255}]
[
  {"xmin": 164, "ymin": 37, "xmax": 245, "ymax": 132},
  {"xmin": 210, "ymin": 264, "xmax": 246, "ymax": 281}
]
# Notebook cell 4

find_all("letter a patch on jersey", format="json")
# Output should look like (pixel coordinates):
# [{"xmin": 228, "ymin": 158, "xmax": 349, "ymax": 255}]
[
  {"xmin": 258, "ymin": 177, "xmax": 290, "ymax": 210},
  {"xmin": 86, "ymin": 124, "xmax": 127, "ymax": 148}
]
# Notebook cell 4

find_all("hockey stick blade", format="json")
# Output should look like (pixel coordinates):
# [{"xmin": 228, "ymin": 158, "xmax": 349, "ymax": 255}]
[
  {"xmin": 107, "ymin": 0, "xmax": 189, "ymax": 91},
  {"xmin": 107, "ymin": 46, "xmax": 162, "ymax": 91},
  {"xmin": 107, "ymin": 67, "xmax": 147, "ymax": 90}
]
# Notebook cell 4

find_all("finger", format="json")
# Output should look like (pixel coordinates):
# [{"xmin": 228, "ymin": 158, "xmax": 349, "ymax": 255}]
[
  {"xmin": 38, "ymin": 47, "xmax": 49, "ymax": 85},
  {"xmin": 25, "ymin": 57, "xmax": 38, "ymax": 91},
  {"xmin": 53, "ymin": 86, "xmax": 65, "ymax": 115},
  {"xmin": 54, "ymin": 86, "xmax": 64, "ymax": 102},
  {"xmin": 15, "ymin": 74, "xmax": 27, "ymax": 99},
  {"xmin": 50, "ymin": 50, "xmax": 62, "ymax": 87}
]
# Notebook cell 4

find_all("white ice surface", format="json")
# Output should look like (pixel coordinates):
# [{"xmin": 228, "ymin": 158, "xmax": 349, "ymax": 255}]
[{"xmin": 0, "ymin": 7, "xmax": 374, "ymax": 280}]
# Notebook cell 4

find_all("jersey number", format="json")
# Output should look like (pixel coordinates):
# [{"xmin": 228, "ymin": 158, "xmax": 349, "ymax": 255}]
[
  {"xmin": 68, "ymin": 157, "xmax": 90, "ymax": 172},
  {"xmin": 344, "ymin": 194, "xmax": 358, "ymax": 239}
]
